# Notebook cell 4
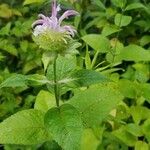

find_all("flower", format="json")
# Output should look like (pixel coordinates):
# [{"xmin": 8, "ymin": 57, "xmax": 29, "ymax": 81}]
[{"xmin": 32, "ymin": 0, "xmax": 79, "ymax": 53}]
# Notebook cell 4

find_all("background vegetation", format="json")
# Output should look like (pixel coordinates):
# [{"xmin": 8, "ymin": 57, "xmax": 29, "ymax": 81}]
[{"xmin": 0, "ymin": 0, "xmax": 150, "ymax": 149}]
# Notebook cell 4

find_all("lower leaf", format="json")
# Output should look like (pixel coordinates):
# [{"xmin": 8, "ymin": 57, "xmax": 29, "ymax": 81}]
[
  {"xmin": 44, "ymin": 104, "xmax": 83, "ymax": 150},
  {"xmin": 0, "ymin": 109, "xmax": 49, "ymax": 145}
]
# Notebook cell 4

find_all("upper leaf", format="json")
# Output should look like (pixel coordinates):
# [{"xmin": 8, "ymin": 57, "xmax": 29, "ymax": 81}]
[
  {"xmin": 71, "ymin": 69, "xmax": 109, "ymax": 87},
  {"xmin": 82, "ymin": 34, "xmax": 111, "ymax": 53}
]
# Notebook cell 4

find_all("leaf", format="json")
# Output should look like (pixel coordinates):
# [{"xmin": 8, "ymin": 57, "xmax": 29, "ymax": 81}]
[
  {"xmin": 111, "ymin": 0, "xmax": 127, "ymax": 8},
  {"xmin": 115, "ymin": 13, "xmax": 132, "ymax": 27},
  {"xmin": 130, "ymin": 106, "xmax": 150, "ymax": 125},
  {"xmin": 85, "ymin": 47, "xmax": 92, "ymax": 69},
  {"xmin": 125, "ymin": 3, "xmax": 146, "ymax": 11},
  {"xmin": 118, "ymin": 79, "xmax": 139, "ymax": 98},
  {"xmin": 142, "ymin": 119, "xmax": 150, "ymax": 142},
  {"xmin": 23, "ymin": 0, "xmax": 45, "ymax": 5},
  {"xmin": 46, "ymin": 55, "xmax": 76, "ymax": 81},
  {"xmin": 27, "ymin": 74, "xmax": 51, "ymax": 86},
  {"xmin": 0, "ymin": 39, "xmax": 18, "ymax": 56},
  {"xmin": 140, "ymin": 35, "xmax": 150, "ymax": 46},
  {"xmin": 118, "ymin": 44, "xmax": 150, "ymax": 62},
  {"xmin": 44, "ymin": 104, "xmax": 83, "ymax": 150},
  {"xmin": 0, "ymin": 74, "xmax": 50, "ymax": 89},
  {"xmin": 42, "ymin": 52, "xmax": 55, "ymax": 71},
  {"xmin": 34, "ymin": 90, "xmax": 56, "ymax": 113},
  {"xmin": 0, "ymin": 109, "xmax": 48, "ymax": 145},
  {"xmin": 0, "ymin": 74, "xmax": 27, "ymax": 88},
  {"xmin": 112, "ymin": 126, "xmax": 137, "ymax": 146},
  {"xmin": 102, "ymin": 25, "xmax": 120, "ymax": 36},
  {"xmin": 91, "ymin": 0, "xmax": 106, "ymax": 10},
  {"xmin": 71, "ymin": 69, "xmax": 109, "ymax": 87},
  {"xmin": 125, "ymin": 123, "xmax": 143, "ymax": 137},
  {"xmin": 69, "ymin": 84, "xmax": 123, "ymax": 127},
  {"xmin": 81, "ymin": 129, "xmax": 100, "ymax": 150},
  {"xmin": 82, "ymin": 34, "xmax": 110, "ymax": 53},
  {"xmin": 0, "ymin": 23, "xmax": 11, "ymax": 36},
  {"xmin": 0, "ymin": 4, "xmax": 12, "ymax": 18},
  {"xmin": 140, "ymin": 83, "xmax": 150, "ymax": 102},
  {"xmin": 135, "ymin": 141, "xmax": 149, "ymax": 150}
]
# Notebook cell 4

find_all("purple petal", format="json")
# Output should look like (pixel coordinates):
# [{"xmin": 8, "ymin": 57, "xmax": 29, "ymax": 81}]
[
  {"xmin": 32, "ymin": 19, "xmax": 45, "ymax": 28},
  {"xmin": 59, "ymin": 10, "xmax": 79, "ymax": 24},
  {"xmin": 38, "ymin": 14, "xmax": 47, "ymax": 19},
  {"xmin": 50, "ymin": 16, "xmax": 58, "ymax": 29},
  {"xmin": 51, "ymin": 0, "xmax": 57, "ymax": 18},
  {"xmin": 61, "ymin": 25, "xmax": 77, "ymax": 37}
]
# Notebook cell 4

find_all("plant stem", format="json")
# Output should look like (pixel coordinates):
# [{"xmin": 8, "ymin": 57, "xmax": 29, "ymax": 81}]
[{"xmin": 53, "ymin": 54, "xmax": 59, "ymax": 107}]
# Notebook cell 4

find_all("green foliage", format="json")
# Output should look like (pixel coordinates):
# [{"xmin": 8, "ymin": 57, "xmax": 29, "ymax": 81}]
[
  {"xmin": 45, "ymin": 104, "xmax": 83, "ymax": 150},
  {"xmin": 0, "ymin": 109, "xmax": 48, "ymax": 145},
  {"xmin": 114, "ymin": 13, "xmax": 132, "ymax": 27},
  {"xmin": 0, "ymin": 0, "xmax": 150, "ymax": 149},
  {"xmin": 82, "ymin": 34, "xmax": 110, "ymax": 53},
  {"xmin": 69, "ymin": 84, "xmax": 123, "ymax": 127},
  {"xmin": 34, "ymin": 90, "xmax": 56, "ymax": 113}
]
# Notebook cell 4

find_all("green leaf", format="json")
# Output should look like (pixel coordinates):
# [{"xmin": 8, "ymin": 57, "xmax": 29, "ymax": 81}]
[
  {"xmin": 23, "ymin": 0, "xmax": 45, "ymax": 5},
  {"xmin": 142, "ymin": 119, "xmax": 150, "ymax": 142},
  {"xmin": 0, "ymin": 74, "xmax": 50, "ymax": 89},
  {"xmin": 115, "ymin": 13, "xmax": 132, "ymax": 27},
  {"xmin": 130, "ymin": 106, "xmax": 150, "ymax": 124},
  {"xmin": 81, "ymin": 129, "xmax": 100, "ymax": 150},
  {"xmin": 112, "ymin": 126, "xmax": 137, "ymax": 146},
  {"xmin": 45, "ymin": 104, "xmax": 83, "ymax": 150},
  {"xmin": 140, "ymin": 35, "xmax": 150, "ymax": 46},
  {"xmin": 69, "ymin": 84, "xmax": 123, "ymax": 127},
  {"xmin": 34, "ymin": 90, "xmax": 56, "ymax": 113},
  {"xmin": 85, "ymin": 46, "xmax": 92, "ymax": 69},
  {"xmin": 82, "ymin": 34, "xmax": 110, "ymax": 53},
  {"xmin": 0, "ymin": 39, "xmax": 18, "ymax": 56},
  {"xmin": 0, "ymin": 74, "xmax": 27, "ymax": 88},
  {"xmin": 118, "ymin": 79, "xmax": 139, "ymax": 98},
  {"xmin": 91, "ymin": 0, "xmax": 106, "ymax": 10},
  {"xmin": 0, "ymin": 23, "xmax": 11, "ymax": 35},
  {"xmin": 125, "ymin": 123, "xmax": 143, "ymax": 137},
  {"xmin": 140, "ymin": 83, "xmax": 150, "ymax": 102},
  {"xmin": 46, "ymin": 55, "xmax": 76, "ymax": 81},
  {"xmin": 111, "ymin": 0, "xmax": 127, "ymax": 8},
  {"xmin": 27, "ymin": 74, "xmax": 51, "ymax": 86},
  {"xmin": 102, "ymin": 25, "xmax": 120, "ymax": 36},
  {"xmin": 118, "ymin": 44, "xmax": 150, "ymax": 62},
  {"xmin": 20, "ymin": 40, "xmax": 28, "ymax": 52},
  {"xmin": 135, "ymin": 141, "xmax": 149, "ymax": 150},
  {"xmin": 71, "ymin": 69, "xmax": 109, "ymax": 87},
  {"xmin": 42, "ymin": 52, "xmax": 55, "ymax": 71},
  {"xmin": 125, "ymin": 3, "xmax": 146, "ymax": 11},
  {"xmin": 0, "ymin": 109, "xmax": 48, "ymax": 145}
]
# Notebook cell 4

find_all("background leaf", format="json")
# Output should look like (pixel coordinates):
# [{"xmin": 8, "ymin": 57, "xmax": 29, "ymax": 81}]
[
  {"xmin": 115, "ymin": 13, "xmax": 132, "ymax": 27},
  {"xmin": 82, "ymin": 34, "xmax": 110, "ymax": 53},
  {"xmin": 118, "ymin": 44, "xmax": 150, "ymax": 62}
]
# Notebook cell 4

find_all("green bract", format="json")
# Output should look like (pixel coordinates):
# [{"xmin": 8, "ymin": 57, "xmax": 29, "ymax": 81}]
[{"xmin": 32, "ymin": 30, "xmax": 71, "ymax": 53}]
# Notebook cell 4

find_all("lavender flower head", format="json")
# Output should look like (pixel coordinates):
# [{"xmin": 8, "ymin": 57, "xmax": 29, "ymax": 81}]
[{"xmin": 32, "ymin": 0, "xmax": 79, "ymax": 53}]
